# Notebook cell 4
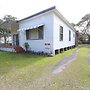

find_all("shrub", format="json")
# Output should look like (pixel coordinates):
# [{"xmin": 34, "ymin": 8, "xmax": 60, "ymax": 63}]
[{"xmin": 24, "ymin": 42, "xmax": 29, "ymax": 51}]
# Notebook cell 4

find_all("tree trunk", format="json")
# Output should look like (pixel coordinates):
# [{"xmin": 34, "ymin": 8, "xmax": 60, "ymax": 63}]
[{"xmin": 3, "ymin": 36, "xmax": 7, "ymax": 44}]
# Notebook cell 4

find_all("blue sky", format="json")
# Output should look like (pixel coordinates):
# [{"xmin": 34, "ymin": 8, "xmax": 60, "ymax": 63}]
[{"xmin": 0, "ymin": 0, "xmax": 90, "ymax": 23}]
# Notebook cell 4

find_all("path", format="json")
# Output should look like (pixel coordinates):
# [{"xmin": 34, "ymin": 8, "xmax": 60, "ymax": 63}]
[{"xmin": 53, "ymin": 49, "xmax": 80, "ymax": 74}]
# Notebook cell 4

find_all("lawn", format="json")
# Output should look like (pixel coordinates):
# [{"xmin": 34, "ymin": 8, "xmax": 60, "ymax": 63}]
[
  {"xmin": 0, "ymin": 46, "xmax": 90, "ymax": 90},
  {"xmin": 52, "ymin": 47, "xmax": 90, "ymax": 90}
]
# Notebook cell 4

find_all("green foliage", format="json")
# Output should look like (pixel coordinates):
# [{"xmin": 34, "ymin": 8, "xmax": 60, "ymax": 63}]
[
  {"xmin": 0, "ymin": 15, "xmax": 17, "ymax": 44},
  {"xmin": 75, "ymin": 14, "xmax": 90, "ymax": 42},
  {"xmin": 79, "ymin": 35, "xmax": 84, "ymax": 41},
  {"xmin": 79, "ymin": 34, "xmax": 88, "ymax": 41},
  {"xmin": 0, "ymin": 28, "xmax": 11, "ymax": 43},
  {"xmin": 3, "ymin": 15, "xmax": 17, "ymax": 21},
  {"xmin": 23, "ymin": 42, "xmax": 30, "ymax": 51}
]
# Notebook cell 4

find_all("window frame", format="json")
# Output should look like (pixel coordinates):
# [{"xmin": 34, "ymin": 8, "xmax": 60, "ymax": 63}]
[
  {"xmin": 26, "ymin": 25, "xmax": 44, "ymax": 40},
  {"xmin": 60, "ymin": 26, "xmax": 63, "ymax": 41},
  {"xmin": 69, "ymin": 30, "xmax": 71, "ymax": 41}
]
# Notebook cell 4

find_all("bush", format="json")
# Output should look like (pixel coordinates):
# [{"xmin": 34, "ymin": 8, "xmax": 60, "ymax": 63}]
[{"xmin": 24, "ymin": 42, "xmax": 29, "ymax": 51}]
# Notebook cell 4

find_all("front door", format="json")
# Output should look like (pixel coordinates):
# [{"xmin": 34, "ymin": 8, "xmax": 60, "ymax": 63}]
[{"xmin": 13, "ymin": 34, "xmax": 19, "ymax": 46}]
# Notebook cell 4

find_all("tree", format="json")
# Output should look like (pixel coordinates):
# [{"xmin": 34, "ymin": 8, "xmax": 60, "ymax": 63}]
[
  {"xmin": 0, "ymin": 28, "xmax": 11, "ymax": 44},
  {"xmin": 75, "ymin": 31, "xmax": 80, "ymax": 46},
  {"xmin": 76, "ymin": 14, "xmax": 90, "ymax": 35},
  {"xmin": 3, "ymin": 15, "xmax": 17, "ymax": 21},
  {"xmin": 74, "ymin": 14, "xmax": 90, "ymax": 42},
  {"xmin": 0, "ymin": 15, "xmax": 17, "ymax": 44}
]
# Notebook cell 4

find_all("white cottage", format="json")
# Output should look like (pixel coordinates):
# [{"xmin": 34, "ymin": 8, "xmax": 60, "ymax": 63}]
[{"xmin": 18, "ymin": 6, "xmax": 76, "ymax": 55}]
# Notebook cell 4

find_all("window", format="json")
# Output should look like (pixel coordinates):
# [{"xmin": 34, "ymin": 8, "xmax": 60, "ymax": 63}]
[
  {"xmin": 60, "ymin": 26, "xmax": 63, "ymax": 41},
  {"xmin": 69, "ymin": 30, "xmax": 71, "ymax": 41},
  {"xmin": 38, "ymin": 26, "xmax": 43, "ymax": 39},
  {"xmin": 26, "ymin": 25, "xmax": 44, "ymax": 40},
  {"xmin": 26, "ymin": 30, "xmax": 29, "ymax": 40}
]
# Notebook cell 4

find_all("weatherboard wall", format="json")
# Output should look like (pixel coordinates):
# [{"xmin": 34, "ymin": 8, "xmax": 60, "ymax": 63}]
[
  {"xmin": 19, "ymin": 12, "xmax": 54, "ymax": 53},
  {"xmin": 53, "ymin": 13, "xmax": 75, "ymax": 51},
  {"xmin": 18, "ymin": 9, "xmax": 75, "ymax": 55}
]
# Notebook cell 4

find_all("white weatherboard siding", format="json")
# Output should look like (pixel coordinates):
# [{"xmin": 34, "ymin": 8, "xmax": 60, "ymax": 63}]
[
  {"xmin": 19, "ymin": 12, "xmax": 54, "ymax": 53},
  {"xmin": 53, "ymin": 13, "xmax": 75, "ymax": 51},
  {"xmin": 18, "ymin": 7, "xmax": 76, "ymax": 55}
]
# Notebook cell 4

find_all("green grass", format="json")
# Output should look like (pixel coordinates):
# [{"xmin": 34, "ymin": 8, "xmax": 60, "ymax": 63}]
[
  {"xmin": 0, "ymin": 49, "xmax": 76, "ymax": 90},
  {"xmin": 51, "ymin": 47, "xmax": 90, "ymax": 90},
  {"xmin": 0, "ymin": 47, "xmax": 90, "ymax": 90},
  {"xmin": 0, "ymin": 49, "xmax": 76, "ymax": 75},
  {"xmin": 0, "ymin": 52, "xmax": 44, "ymax": 75}
]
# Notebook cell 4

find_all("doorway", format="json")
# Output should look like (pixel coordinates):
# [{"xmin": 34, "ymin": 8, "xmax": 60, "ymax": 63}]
[{"xmin": 13, "ymin": 34, "xmax": 19, "ymax": 46}]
